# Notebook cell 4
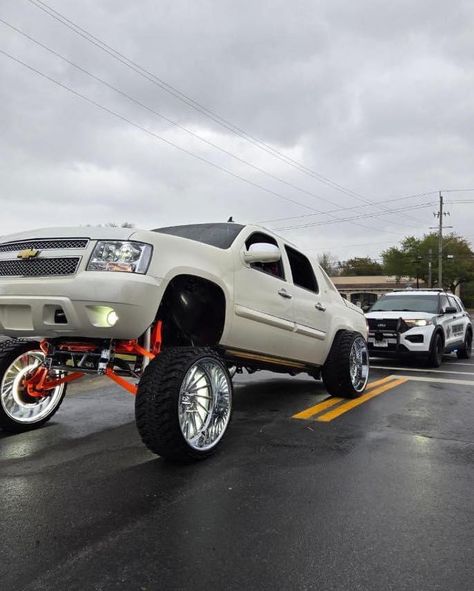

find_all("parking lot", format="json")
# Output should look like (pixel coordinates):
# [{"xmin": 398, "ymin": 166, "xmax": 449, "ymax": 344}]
[{"xmin": 1, "ymin": 353, "xmax": 473, "ymax": 591}]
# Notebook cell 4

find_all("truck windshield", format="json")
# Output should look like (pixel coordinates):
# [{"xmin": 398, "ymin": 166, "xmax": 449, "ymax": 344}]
[
  {"xmin": 153, "ymin": 223, "xmax": 244, "ymax": 249},
  {"xmin": 369, "ymin": 294, "xmax": 439, "ymax": 314}
]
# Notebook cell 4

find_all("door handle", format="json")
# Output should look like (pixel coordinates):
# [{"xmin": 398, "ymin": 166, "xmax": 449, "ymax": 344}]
[
  {"xmin": 278, "ymin": 288, "xmax": 292, "ymax": 299},
  {"xmin": 315, "ymin": 302, "xmax": 326, "ymax": 311}
]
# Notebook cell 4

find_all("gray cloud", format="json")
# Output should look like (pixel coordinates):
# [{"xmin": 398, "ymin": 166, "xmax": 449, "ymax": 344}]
[{"xmin": 1, "ymin": 0, "xmax": 473, "ymax": 259}]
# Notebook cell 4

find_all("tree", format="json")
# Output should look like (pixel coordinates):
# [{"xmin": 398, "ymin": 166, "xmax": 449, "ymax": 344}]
[
  {"xmin": 382, "ymin": 233, "xmax": 474, "ymax": 292},
  {"xmin": 317, "ymin": 252, "xmax": 339, "ymax": 275},
  {"xmin": 339, "ymin": 257, "xmax": 383, "ymax": 276},
  {"xmin": 105, "ymin": 222, "xmax": 135, "ymax": 228},
  {"xmin": 85, "ymin": 222, "xmax": 136, "ymax": 228}
]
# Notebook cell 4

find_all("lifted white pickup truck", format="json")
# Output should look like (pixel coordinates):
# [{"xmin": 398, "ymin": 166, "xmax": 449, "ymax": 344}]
[{"xmin": 0, "ymin": 223, "xmax": 368, "ymax": 461}]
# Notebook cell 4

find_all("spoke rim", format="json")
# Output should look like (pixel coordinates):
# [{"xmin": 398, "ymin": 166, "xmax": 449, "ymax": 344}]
[
  {"xmin": 178, "ymin": 357, "xmax": 232, "ymax": 451},
  {"xmin": 349, "ymin": 337, "xmax": 369, "ymax": 392},
  {"xmin": 1, "ymin": 350, "xmax": 64, "ymax": 424}
]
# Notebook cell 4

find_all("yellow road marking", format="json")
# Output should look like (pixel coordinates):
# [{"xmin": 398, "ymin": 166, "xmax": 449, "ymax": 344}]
[
  {"xmin": 293, "ymin": 397, "xmax": 342, "ymax": 419},
  {"xmin": 363, "ymin": 375, "xmax": 398, "ymax": 390},
  {"xmin": 291, "ymin": 375, "xmax": 396, "ymax": 420},
  {"xmin": 316, "ymin": 377, "xmax": 408, "ymax": 422}
]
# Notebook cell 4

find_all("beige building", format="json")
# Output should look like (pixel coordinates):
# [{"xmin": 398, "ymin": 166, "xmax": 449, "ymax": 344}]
[{"xmin": 331, "ymin": 275, "xmax": 425, "ymax": 308}]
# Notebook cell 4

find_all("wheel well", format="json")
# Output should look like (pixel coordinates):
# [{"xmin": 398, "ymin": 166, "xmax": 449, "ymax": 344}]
[{"xmin": 157, "ymin": 275, "xmax": 226, "ymax": 347}]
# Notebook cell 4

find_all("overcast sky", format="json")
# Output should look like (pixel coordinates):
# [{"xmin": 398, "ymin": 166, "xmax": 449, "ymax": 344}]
[{"xmin": 1, "ymin": 0, "xmax": 474, "ymax": 260}]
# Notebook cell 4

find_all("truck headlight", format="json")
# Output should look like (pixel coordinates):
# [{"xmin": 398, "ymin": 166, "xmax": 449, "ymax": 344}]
[
  {"xmin": 404, "ymin": 318, "xmax": 432, "ymax": 327},
  {"xmin": 87, "ymin": 241, "xmax": 152, "ymax": 273}
]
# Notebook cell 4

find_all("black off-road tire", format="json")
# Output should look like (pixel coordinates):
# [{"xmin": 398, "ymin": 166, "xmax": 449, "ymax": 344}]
[
  {"xmin": 428, "ymin": 332, "xmax": 444, "ymax": 367},
  {"xmin": 456, "ymin": 329, "xmax": 472, "ymax": 359},
  {"xmin": 0, "ymin": 339, "xmax": 66, "ymax": 433},
  {"xmin": 322, "ymin": 330, "xmax": 369, "ymax": 399},
  {"xmin": 135, "ymin": 347, "xmax": 233, "ymax": 462}
]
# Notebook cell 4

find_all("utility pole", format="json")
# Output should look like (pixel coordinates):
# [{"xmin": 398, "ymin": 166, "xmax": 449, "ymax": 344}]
[
  {"xmin": 438, "ymin": 192, "xmax": 443, "ymax": 287},
  {"xmin": 428, "ymin": 248, "xmax": 432, "ymax": 288},
  {"xmin": 432, "ymin": 192, "xmax": 452, "ymax": 288}
]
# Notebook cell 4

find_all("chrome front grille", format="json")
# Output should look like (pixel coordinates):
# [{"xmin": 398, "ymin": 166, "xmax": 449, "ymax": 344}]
[
  {"xmin": 0, "ymin": 257, "xmax": 81, "ymax": 277},
  {"xmin": 0, "ymin": 239, "xmax": 89, "ymax": 252}
]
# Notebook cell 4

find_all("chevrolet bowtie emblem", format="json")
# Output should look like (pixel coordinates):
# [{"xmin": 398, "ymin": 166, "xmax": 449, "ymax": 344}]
[{"xmin": 17, "ymin": 248, "xmax": 40, "ymax": 260}]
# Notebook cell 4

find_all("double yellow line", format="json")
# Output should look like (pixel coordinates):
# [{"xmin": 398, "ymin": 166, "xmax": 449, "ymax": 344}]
[{"xmin": 292, "ymin": 375, "xmax": 407, "ymax": 423}]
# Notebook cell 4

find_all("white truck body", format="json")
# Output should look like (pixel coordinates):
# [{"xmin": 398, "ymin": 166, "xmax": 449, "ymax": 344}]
[{"xmin": 0, "ymin": 223, "xmax": 366, "ymax": 369}]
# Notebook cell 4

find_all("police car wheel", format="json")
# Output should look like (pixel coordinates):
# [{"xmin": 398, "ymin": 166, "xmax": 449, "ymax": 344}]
[
  {"xmin": 457, "ymin": 330, "xmax": 472, "ymax": 360},
  {"xmin": 428, "ymin": 333, "xmax": 443, "ymax": 368}
]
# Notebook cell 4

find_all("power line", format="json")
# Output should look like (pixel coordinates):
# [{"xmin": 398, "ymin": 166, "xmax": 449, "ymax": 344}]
[
  {"xmin": 1, "ymin": 16, "xmax": 421, "ymax": 233},
  {"xmin": 2, "ymin": 46, "xmax": 422, "ymax": 238},
  {"xmin": 0, "ymin": 47, "xmax": 423, "ymax": 238},
  {"xmin": 0, "ymin": 48, "xmax": 333, "ymax": 216},
  {"xmin": 22, "ymin": 0, "xmax": 425, "ymax": 226},
  {"xmin": 258, "ymin": 191, "xmax": 441, "ymax": 224},
  {"xmin": 274, "ymin": 201, "xmax": 435, "ymax": 232},
  {"xmin": 0, "ymin": 19, "xmax": 334, "ymax": 208},
  {"xmin": 262, "ymin": 193, "xmax": 474, "ymax": 226},
  {"xmin": 306, "ymin": 238, "xmax": 406, "ymax": 251}
]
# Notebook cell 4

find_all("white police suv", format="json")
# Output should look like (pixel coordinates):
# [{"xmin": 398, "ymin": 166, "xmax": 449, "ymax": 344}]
[{"xmin": 366, "ymin": 289, "xmax": 472, "ymax": 367}]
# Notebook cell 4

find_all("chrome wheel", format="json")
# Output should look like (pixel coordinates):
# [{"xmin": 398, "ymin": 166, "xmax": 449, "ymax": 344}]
[
  {"xmin": 349, "ymin": 336, "xmax": 369, "ymax": 393},
  {"xmin": 178, "ymin": 357, "xmax": 232, "ymax": 451},
  {"xmin": 0, "ymin": 350, "xmax": 65, "ymax": 424}
]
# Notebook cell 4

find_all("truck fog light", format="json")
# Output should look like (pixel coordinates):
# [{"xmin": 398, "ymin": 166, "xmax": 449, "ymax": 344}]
[
  {"xmin": 106, "ymin": 310, "xmax": 119, "ymax": 327},
  {"xmin": 86, "ymin": 305, "xmax": 120, "ymax": 328}
]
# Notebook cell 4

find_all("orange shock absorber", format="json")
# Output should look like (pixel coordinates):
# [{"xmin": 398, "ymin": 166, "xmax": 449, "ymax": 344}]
[
  {"xmin": 150, "ymin": 320, "xmax": 163, "ymax": 355},
  {"xmin": 29, "ymin": 325, "xmax": 164, "ymax": 399},
  {"xmin": 25, "ymin": 368, "xmax": 85, "ymax": 398}
]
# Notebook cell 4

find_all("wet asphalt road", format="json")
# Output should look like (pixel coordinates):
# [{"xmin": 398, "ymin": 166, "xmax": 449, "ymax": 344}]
[{"xmin": 1, "ymin": 354, "xmax": 473, "ymax": 591}]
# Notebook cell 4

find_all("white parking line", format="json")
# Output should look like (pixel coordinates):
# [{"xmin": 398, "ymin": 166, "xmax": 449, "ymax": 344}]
[
  {"xmin": 442, "ymin": 362, "xmax": 474, "ymax": 367},
  {"xmin": 371, "ymin": 365, "xmax": 474, "ymax": 376},
  {"xmin": 397, "ymin": 374, "xmax": 474, "ymax": 386}
]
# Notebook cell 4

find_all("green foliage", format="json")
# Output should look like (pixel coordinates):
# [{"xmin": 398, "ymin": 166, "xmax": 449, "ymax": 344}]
[
  {"xmin": 460, "ymin": 281, "xmax": 474, "ymax": 309},
  {"xmin": 317, "ymin": 251, "xmax": 339, "ymax": 275},
  {"xmin": 339, "ymin": 257, "xmax": 383, "ymax": 276},
  {"xmin": 382, "ymin": 233, "xmax": 474, "ymax": 291},
  {"xmin": 105, "ymin": 222, "xmax": 135, "ymax": 228}
]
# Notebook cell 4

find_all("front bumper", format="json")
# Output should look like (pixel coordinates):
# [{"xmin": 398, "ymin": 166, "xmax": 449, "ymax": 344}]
[
  {"xmin": 368, "ymin": 326, "xmax": 433, "ymax": 356},
  {"xmin": 0, "ymin": 272, "xmax": 162, "ymax": 339}
]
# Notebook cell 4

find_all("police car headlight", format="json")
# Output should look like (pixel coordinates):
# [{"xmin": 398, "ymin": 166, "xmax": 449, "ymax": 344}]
[{"xmin": 404, "ymin": 319, "xmax": 432, "ymax": 327}]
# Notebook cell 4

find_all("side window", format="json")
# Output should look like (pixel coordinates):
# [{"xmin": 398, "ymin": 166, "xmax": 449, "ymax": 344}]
[
  {"xmin": 245, "ymin": 232, "xmax": 285, "ymax": 280},
  {"xmin": 439, "ymin": 295, "xmax": 449, "ymax": 312},
  {"xmin": 448, "ymin": 296, "xmax": 461, "ymax": 312},
  {"xmin": 285, "ymin": 246, "xmax": 318, "ymax": 293}
]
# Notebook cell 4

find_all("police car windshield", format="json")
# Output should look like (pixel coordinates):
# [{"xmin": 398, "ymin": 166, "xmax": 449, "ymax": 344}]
[{"xmin": 370, "ymin": 294, "xmax": 439, "ymax": 314}]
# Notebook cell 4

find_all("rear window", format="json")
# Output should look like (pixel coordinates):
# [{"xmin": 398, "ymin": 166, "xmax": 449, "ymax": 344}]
[
  {"xmin": 370, "ymin": 294, "xmax": 439, "ymax": 314},
  {"xmin": 285, "ymin": 246, "xmax": 318, "ymax": 293},
  {"xmin": 153, "ymin": 223, "xmax": 244, "ymax": 249}
]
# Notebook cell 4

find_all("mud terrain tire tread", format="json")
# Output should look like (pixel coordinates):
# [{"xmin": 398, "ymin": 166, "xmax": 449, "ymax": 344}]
[
  {"xmin": 322, "ymin": 330, "xmax": 367, "ymax": 399},
  {"xmin": 135, "ymin": 347, "xmax": 231, "ymax": 462}
]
